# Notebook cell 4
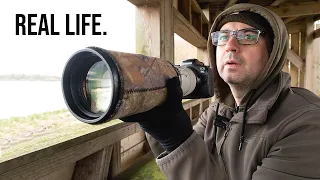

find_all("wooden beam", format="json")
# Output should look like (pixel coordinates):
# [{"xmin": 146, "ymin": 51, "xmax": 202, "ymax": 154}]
[
  {"xmin": 284, "ymin": 17, "xmax": 298, "ymax": 24},
  {"xmin": 271, "ymin": 0, "xmax": 288, "ymax": 6},
  {"xmin": 224, "ymin": 0, "xmax": 238, "ymax": 10},
  {"xmin": 286, "ymin": 19, "xmax": 306, "ymax": 34},
  {"xmin": 0, "ymin": 123, "xmax": 141, "ymax": 180},
  {"xmin": 266, "ymin": 2, "xmax": 320, "ymax": 18},
  {"xmin": 304, "ymin": 17, "xmax": 316, "ymax": 92},
  {"xmin": 291, "ymin": 65, "xmax": 299, "ymax": 87},
  {"xmin": 127, "ymin": 0, "xmax": 161, "ymax": 6},
  {"xmin": 290, "ymin": 33, "xmax": 300, "ymax": 87},
  {"xmin": 314, "ymin": 28, "xmax": 320, "ymax": 39},
  {"xmin": 287, "ymin": 49, "xmax": 305, "ymax": 70},
  {"xmin": 290, "ymin": 33, "xmax": 299, "ymax": 54},
  {"xmin": 173, "ymin": 8, "xmax": 207, "ymax": 48}
]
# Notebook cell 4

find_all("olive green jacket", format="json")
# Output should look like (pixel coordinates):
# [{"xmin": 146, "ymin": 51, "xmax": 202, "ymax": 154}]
[{"xmin": 152, "ymin": 3, "xmax": 320, "ymax": 180}]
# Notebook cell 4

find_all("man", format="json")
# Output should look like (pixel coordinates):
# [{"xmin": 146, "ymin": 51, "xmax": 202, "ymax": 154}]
[{"xmin": 122, "ymin": 3, "xmax": 320, "ymax": 180}]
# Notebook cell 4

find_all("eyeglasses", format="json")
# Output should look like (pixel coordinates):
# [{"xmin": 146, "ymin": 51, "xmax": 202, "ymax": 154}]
[{"xmin": 211, "ymin": 28, "xmax": 264, "ymax": 46}]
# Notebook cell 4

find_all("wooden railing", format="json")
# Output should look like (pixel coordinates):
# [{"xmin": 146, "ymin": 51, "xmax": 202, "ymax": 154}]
[{"xmin": 0, "ymin": 98, "xmax": 212, "ymax": 180}]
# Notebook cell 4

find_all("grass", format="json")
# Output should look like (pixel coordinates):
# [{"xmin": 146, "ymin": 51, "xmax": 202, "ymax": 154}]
[
  {"xmin": 0, "ymin": 109, "xmax": 122, "ymax": 162},
  {"xmin": 129, "ymin": 158, "xmax": 166, "ymax": 180}
]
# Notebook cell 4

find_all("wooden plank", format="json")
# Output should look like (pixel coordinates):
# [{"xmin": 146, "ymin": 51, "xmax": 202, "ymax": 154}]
[
  {"xmin": 282, "ymin": 60, "xmax": 289, "ymax": 73},
  {"xmin": 299, "ymin": 69, "xmax": 304, "ymax": 87},
  {"xmin": 284, "ymin": 17, "xmax": 298, "ymax": 24},
  {"xmin": 300, "ymin": 32, "xmax": 306, "ymax": 60},
  {"xmin": 38, "ymin": 163, "xmax": 75, "ymax": 180},
  {"xmin": 190, "ymin": 0, "xmax": 202, "ymax": 14},
  {"xmin": 173, "ymin": 0, "xmax": 178, "ymax": 9},
  {"xmin": 0, "ymin": 121, "xmax": 125, "ymax": 174},
  {"xmin": 314, "ymin": 28, "xmax": 320, "ymax": 39},
  {"xmin": 121, "ymin": 140, "xmax": 147, "ymax": 171},
  {"xmin": 202, "ymin": 22, "xmax": 209, "ymax": 39},
  {"xmin": 127, "ymin": 0, "xmax": 161, "ymax": 6},
  {"xmin": 178, "ymin": 0, "xmax": 191, "ymax": 22},
  {"xmin": 161, "ymin": 0, "xmax": 174, "ymax": 63},
  {"xmin": 191, "ymin": 104, "xmax": 201, "ymax": 119},
  {"xmin": 136, "ymin": 6, "xmax": 161, "ymax": 58},
  {"xmin": 287, "ymin": 49, "xmax": 305, "ymax": 70},
  {"xmin": 266, "ymin": 2, "xmax": 320, "ymax": 18},
  {"xmin": 173, "ymin": 7, "xmax": 207, "ymax": 48},
  {"xmin": 72, "ymin": 145, "xmax": 113, "ymax": 180},
  {"xmin": 291, "ymin": 33, "xmax": 299, "ymax": 54},
  {"xmin": 110, "ymin": 141, "xmax": 122, "ymax": 178},
  {"xmin": 271, "ymin": 0, "xmax": 288, "ymax": 6},
  {"xmin": 305, "ymin": 17, "xmax": 316, "ymax": 92},
  {"xmin": 224, "ymin": 0, "xmax": 238, "ymax": 9},
  {"xmin": 190, "ymin": 0, "xmax": 210, "ymax": 39},
  {"xmin": 0, "ymin": 123, "xmax": 140, "ymax": 180},
  {"xmin": 286, "ymin": 19, "xmax": 306, "ymax": 34},
  {"xmin": 121, "ymin": 131, "xmax": 145, "ymax": 153},
  {"xmin": 192, "ymin": 12, "xmax": 202, "ymax": 34},
  {"xmin": 291, "ymin": 65, "xmax": 299, "ymax": 87},
  {"xmin": 135, "ymin": 1, "xmax": 174, "ymax": 63}
]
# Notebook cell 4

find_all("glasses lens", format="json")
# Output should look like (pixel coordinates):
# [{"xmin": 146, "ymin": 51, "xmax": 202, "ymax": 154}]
[
  {"xmin": 237, "ymin": 29, "xmax": 259, "ymax": 45},
  {"xmin": 85, "ymin": 61, "xmax": 113, "ymax": 114},
  {"xmin": 213, "ymin": 31, "xmax": 231, "ymax": 46}
]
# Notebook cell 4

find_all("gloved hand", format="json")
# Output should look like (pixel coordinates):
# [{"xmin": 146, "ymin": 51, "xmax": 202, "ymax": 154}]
[{"xmin": 121, "ymin": 77, "xmax": 193, "ymax": 152}]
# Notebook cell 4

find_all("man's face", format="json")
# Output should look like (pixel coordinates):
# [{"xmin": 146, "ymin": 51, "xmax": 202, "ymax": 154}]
[{"xmin": 216, "ymin": 22, "xmax": 269, "ymax": 87}]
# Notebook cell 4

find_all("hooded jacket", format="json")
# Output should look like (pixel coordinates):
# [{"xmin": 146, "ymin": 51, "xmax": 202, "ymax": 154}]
[{"xmin": 151, "ymin": 3, "xmax": 320, "ymax": 180}]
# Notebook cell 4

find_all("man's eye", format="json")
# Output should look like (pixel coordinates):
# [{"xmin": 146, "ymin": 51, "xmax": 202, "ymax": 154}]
[
  {"xmin": 245, "ymin": 34, "xmax": 257, "ymax": 40},
  {"xmin": 219, "ymin": 35, "xmax": 228, "ymax": 40}
]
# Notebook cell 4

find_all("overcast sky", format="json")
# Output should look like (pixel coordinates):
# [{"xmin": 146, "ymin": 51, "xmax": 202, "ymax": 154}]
[{"xmin": 0, "ymin": 0, "xmax": 136, "ymax": 76}]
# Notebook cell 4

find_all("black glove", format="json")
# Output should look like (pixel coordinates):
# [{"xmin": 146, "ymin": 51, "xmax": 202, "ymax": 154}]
[{"xmin": 121, "ymin": 77, "xmax": 193, "ymax": 152}]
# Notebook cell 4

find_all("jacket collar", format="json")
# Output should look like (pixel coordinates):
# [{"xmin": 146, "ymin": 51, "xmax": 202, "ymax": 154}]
[{"xmin": 217, "ymin": 72, "xmax": 291, "ymax": 124}]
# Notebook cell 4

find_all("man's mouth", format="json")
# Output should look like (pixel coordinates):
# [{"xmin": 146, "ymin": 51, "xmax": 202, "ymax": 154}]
[{"xmin": 225, "ymin": 60, "xmax": 239, "ymax": 65}]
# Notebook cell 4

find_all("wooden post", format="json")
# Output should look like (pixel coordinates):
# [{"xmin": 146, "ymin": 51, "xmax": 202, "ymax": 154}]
[
  {"xmin": 315, "ymin": 26, "xmax": 320, "ymax": 95},
  {"xmin": 136, "ymin": 0, "xmax": 174, "ymax": 62},
  {"xmin": 72, "ymin": 146, "xmax": 113, "ymax": 180},
  {"xmin": 305, "ymin": 17, "xmax": 315, "ymax": 92},
  {"xmin": 291, "ymin": 65, "xmax": 299, "ymax": 87},
  {"xmin": 290, "ymin": 33, "xmax": 299, "ymax": 87},
  {"xmin": 283, "ymin": 60, "xmax": 289, "ymax": 73},
  {"xmin": 109, "ymin": 141, "xmax": 121, "ymax": 178},
  {"xmin": 161, "ymin": 0, "xmax": 174, "ymax": 63},
  {"xmin": 134, "ymin": 0, "xmax": 175, "ymax": 169},
  {"xmin": 299, "ymin": 32, "xmax": 306, "ymax": 87}
]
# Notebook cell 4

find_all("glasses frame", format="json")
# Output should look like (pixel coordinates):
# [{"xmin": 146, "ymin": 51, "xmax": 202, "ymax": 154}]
[{"xmin": 211, "ymin": 28, "xmax": 264, "ymax": 46}]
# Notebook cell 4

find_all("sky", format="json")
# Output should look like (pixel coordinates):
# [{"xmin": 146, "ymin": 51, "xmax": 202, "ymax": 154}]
[{"xmin": 0, "ymin": 0, "xmax": 136, "ymax": 76}]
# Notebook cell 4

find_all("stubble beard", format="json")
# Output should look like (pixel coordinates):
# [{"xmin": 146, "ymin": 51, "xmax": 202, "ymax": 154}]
[{"xmin": 220, "ymin": 52, "xmax": 254, "ymax": 89}]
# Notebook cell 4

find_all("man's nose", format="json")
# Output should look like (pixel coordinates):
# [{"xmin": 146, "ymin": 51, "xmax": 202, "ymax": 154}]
[{"xmin": 225, "ymin": 36, "xmax": 240, "ymax": 53}]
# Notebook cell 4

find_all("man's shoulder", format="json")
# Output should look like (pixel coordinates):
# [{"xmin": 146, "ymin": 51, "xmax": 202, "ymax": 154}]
[
  {"xmin": 289, "ymin": 87, "xmax": 320, "ymax": 109},
  {"xmin": 271, "ymin": 86, "xmax": 320, "ymax": 122}
]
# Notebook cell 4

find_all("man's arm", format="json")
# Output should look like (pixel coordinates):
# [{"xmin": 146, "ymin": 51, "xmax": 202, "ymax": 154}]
[
  {"xmin": 156, "ymin": 132, "xmax": 226, "ymax": 180},
  {"xmin": 154, "ymin": 102, "xmax": 225, "ymax": 180}
]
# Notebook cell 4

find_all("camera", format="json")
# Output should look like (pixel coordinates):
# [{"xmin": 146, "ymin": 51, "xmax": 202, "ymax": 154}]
[
  {"xmin": 61, "ymin": 47, "xmax": 213, "ymax": 124},
  {"xmin": 176, "ymin": 59, "xmax": 213, "ymax": 99}
]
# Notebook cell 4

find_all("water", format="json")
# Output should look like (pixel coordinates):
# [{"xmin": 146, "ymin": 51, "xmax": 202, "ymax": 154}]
[{"xmin": 0, "ymin": 81, "xmax": 67, "ymax": 119}]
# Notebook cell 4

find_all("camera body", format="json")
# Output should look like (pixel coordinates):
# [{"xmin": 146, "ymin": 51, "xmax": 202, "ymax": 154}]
[{"xmin": 176, "ymin": 59, "xmax": 214, "ymax": 99}]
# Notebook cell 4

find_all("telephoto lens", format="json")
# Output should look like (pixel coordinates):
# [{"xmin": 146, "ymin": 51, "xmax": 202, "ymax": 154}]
[{"xmin": 62, "ymin": 47, "xmax": 178, "ymax": 124}]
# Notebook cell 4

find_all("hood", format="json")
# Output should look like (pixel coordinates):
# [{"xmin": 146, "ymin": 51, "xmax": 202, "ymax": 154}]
[{"xmin": 207, "ymin": 3, "xmax": 289, "ymax": 107}]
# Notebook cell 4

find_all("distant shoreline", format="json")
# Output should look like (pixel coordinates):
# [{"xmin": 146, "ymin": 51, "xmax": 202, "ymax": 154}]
[{"xmin": 0, "ymin": 74, "xmax": 61, "ymax": 81}]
